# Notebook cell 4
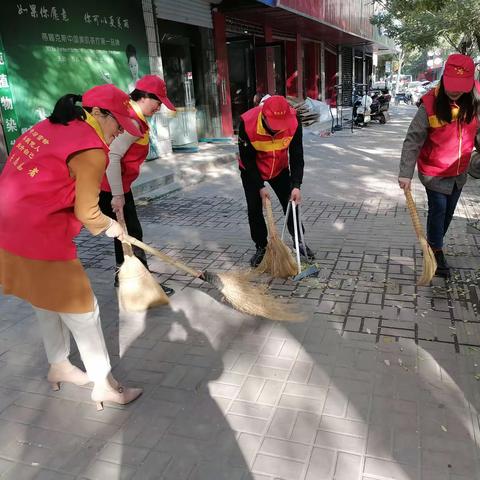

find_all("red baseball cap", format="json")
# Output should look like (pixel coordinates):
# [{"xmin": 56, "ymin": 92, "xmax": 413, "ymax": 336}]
[
  {"xmin": 443, "ymin": 54, "xmax": 475, "ymax": 93},
  {"xmin": 82, "ymin": 84, "xmax": 142, "ymax": 137},
  {"xmin": 135, "ymin": 75, "xmax": 176, "ymax": 111},
  {"xmin": 262, "ymin": 95, "xmax": 296, "ymax": 131}
]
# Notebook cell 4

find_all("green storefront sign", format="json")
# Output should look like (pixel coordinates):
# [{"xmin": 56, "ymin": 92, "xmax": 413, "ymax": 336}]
[{"xmin": 0, "ymin": 0, "xmax": 151, "ymax": 153}]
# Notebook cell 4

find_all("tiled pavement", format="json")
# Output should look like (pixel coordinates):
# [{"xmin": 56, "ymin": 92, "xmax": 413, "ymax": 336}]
[{"xmin": 1, "ymin": 106, "xmax": 480, "ymax": 479}]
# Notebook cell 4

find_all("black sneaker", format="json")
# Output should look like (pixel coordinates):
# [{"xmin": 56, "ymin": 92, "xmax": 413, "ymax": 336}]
[
  {"xmin": 250, "ymin": 246, "xmax": 266, "ymax": 267},
  {"xmin": 298, "ymin": 244, "xmax": 315, "ymax": 261},
  {"xmin": 434, "ymin": 250, "xmax": 450, "ymax": 278}
]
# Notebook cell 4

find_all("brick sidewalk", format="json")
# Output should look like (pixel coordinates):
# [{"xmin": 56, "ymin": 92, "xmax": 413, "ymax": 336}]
[{"xmin": 1, "ymin": 106, "xmax": 480, "ymax": 479}]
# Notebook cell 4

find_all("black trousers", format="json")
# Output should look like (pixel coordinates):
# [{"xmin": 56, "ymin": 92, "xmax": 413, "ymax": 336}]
[
  {"xmin": 240, "ymin": 168, "xmax": 304, "ymax": 248},
  {"xmin": 99, "ymin": 190, "xmax": 148, "ymax": 268}
]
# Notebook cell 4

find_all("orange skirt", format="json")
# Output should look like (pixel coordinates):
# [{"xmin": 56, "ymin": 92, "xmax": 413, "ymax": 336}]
[{"xmin": 0, "ymin": 248, "xmax": 94, "ymax": 313}]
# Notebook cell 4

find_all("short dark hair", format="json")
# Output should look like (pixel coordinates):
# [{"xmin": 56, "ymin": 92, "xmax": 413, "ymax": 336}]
[{"xmin": 130, "ymin": 89, "xmax": 160, "ymax": 102}]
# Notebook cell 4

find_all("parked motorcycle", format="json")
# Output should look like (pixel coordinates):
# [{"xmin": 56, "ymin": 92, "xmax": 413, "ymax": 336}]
[{"xmin": 370, "ymin": 90, "xmax": 391, "ymax": 124}]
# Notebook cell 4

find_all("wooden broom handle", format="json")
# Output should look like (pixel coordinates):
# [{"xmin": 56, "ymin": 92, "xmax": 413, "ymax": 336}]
[
  {"xmin": 404, "ymin": 189, "xmax": 426, "ymax": 240},
  {"xmin": 116, "ymin": 215, "xmax": 134, "ymax": 256},
  {"xmin": 123, "ymin": 234, "xmax": 202, "ymax": 278},
  {"xmin": 264, "ymin": 198, "xmax": 279, "ymax": 238}
]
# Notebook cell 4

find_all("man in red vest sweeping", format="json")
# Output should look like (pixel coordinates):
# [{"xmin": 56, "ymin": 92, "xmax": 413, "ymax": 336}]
[
  {"xmin": 238, "ymin": 95, "xmax": 315, "ymax": 267},
  {"xmin": 99, "ymin": 75, "xmax": 176, "ymax": 293}
]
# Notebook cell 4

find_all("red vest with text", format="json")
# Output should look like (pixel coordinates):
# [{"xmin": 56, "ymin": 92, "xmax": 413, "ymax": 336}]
[
  {"xmin": 100, "ymin": 102, "xmax": 149, "ymax": 193},
  {"xmin": 240, "ymin": 105, "xmax": 298, "ymax": 181},
  {"xmin": 417, "ymin": 88, "xmax": 478, "ymax": 177},
  {"xmin": 0, "ymin": 118, "xmax": 108, "ymax": 261}
]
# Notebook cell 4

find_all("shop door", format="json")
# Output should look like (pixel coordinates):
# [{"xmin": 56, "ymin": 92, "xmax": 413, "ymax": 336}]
[
  {"xmin": 255, "ymin": 42, "xmax": 285, "ymax": 97},
  {"xmin": 227, "ymin": 38, "xmax": 256, "ymax": 132},
  {"xmin": 161, "ymin": 36, "xmax": 198, "ymax": 150}
]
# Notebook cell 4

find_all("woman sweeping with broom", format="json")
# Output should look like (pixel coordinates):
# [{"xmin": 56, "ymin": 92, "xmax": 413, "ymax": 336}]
[
  {"xmin": 99, "ymin": 75, "xmax": 176, "ymax": 294},
  {"xmin": 398, "ymin": 53, "xmax": 480, "ymax": 278},
  {"xmin": 0, "ymin": 84, "xmax": 143, "ymax": 410}
]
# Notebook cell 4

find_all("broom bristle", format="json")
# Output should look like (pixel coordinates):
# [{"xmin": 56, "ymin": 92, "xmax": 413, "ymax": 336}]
[
  {"xmin": 216, "ymin": 271, "xmax": 305, "ymax": 322},
  {"xmin": 417, "ymin": 237, "xmax": 437, "ymax": 286},
  {"xmin": 257, "ymin": 237, "xmax": 298, "ymax": 278},
  {"xmin": 257, "ymin": 200, "xmax": 298, "ymax": 278},
  {"xmin": 118, "ymin": 256, "xmax": 169, "ymax": 312}
]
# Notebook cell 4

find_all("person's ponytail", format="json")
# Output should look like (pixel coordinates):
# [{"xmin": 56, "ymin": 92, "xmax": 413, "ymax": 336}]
[{"xmin": 48, "ymin": 94, "xmax": 85, "ymax": 125}]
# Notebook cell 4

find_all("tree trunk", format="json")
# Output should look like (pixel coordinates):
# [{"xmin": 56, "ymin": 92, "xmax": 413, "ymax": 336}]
[{"xmin": 395, "ymin": 50, "xmax": 404, "ymax": 96}]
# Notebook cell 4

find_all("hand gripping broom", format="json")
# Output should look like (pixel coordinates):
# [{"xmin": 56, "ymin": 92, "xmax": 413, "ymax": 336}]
[
  {"xmin": 123, "ymin": 234, "xmax": 304, "ymax": 322},
  {"xmin": 404, "ymin": 189, "xmax": 437, "ymax": 285},
  {"xmin": 116, "ymin": 218, "xmax": 169, "ymax": 312},
  {"xmin": 257, "ymin": 198, "xmax": 298, "ymax": 278}
]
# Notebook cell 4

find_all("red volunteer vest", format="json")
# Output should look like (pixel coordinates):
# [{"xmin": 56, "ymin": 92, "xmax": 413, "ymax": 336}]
[
  {"xmin": 417, "ymin": 88, "xmax": 478, "ymax": 177},
  {"xmin": 100, "ymin": 100, "xmax": 149, "ymax": 193},
  {"xmin": 0, "ymin": 116, "xmax": 108, "ymax": 261},
  {"xmin": 240, "ymin": 105, "xmax": 298, "ymax": 181}
]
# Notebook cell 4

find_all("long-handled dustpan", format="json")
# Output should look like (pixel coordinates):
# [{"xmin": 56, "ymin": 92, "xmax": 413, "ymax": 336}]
[{"xmin": 281, "ymin": 201, "xmax": 319, "ymax": 281}]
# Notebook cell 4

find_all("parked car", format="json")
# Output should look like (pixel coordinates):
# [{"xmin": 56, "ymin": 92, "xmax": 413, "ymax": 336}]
[{"xmin": 406, "ymin": 81, "xmax": 430, "ymax": 104}]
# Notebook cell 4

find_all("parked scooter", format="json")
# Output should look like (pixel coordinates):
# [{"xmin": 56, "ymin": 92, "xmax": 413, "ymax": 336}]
[
  {"xmin": 352, "ymin": 93, "xmax": 372, "ymax": 127},
  {"xmin": 370, "ymin": 89, "xmax": 391, "ymax": 124}
]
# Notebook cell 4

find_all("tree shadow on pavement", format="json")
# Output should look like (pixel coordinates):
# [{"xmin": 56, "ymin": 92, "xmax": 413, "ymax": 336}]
[{"xmin": 0, "ymin": 272, "xmax": 257, "ymax": 480}]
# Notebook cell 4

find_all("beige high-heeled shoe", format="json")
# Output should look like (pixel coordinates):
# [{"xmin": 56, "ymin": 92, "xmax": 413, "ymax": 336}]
[
  {"xmin": 47, "ymin": 360, "xmax": 90, "ymax": 391},
  {"xmin": 91, "ymin": 382, "xmax": 143, "ymax": 411}
]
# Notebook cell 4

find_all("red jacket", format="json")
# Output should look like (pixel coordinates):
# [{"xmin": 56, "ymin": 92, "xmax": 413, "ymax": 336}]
[
  {"xmin": 418, "ymin": 88, "xmax": 478, "ymax": 177},
  {"xmin": 0, "ymin": 115, "xmax": 108, "ymax": 260},
  {"xmin": 101, "ymin": 101, "xmax": 149, "ymax": 193},
  {"xmin": 240, "ymin": 105, "xmax": 298, "ymax": 181}
]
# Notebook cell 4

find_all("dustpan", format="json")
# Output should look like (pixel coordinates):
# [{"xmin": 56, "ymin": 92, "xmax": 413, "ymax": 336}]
[{"xmin": 281, "ymin": 200, "xmax": 319, "ymax": 281}]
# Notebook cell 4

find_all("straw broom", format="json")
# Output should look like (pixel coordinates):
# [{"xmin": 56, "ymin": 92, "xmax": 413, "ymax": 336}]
[
  {"xmin": 124, "ymin": 234, "xmax": 304, "ymax": 322},
  {"xmin": 257, "ymin": 198, "xmax": 298, "ymax": 278},
  {"xmin": 116, "ymin": 219, "xmax": 169, "ymax": 312},
  {"xmin": 404, "ymin": 189, "xmax": 437, "ymax": 286}
]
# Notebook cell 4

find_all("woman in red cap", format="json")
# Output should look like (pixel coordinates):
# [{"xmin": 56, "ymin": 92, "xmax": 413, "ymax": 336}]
[
  {"xmin": 0, "ymin": 84, "xmax": 143, "ymax": 410},
  {"xmin": 398, "ymin": 53, "xmax": 480, "ymax": 277},
  {"xmin": 99, "ymin": 74, "xmax": 176, "ymax": 292}
]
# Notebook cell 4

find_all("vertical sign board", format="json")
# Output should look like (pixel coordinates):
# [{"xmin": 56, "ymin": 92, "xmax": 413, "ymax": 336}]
[
  {"xmin": 0, "ymin": 35, "xmax": 21, "ymax": 150},
  {"xmin": 0, "ymin": 1, "xmax": 150, "ymax": 153}
]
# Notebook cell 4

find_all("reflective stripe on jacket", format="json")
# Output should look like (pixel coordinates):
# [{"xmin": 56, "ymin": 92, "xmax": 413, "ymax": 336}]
[{"xmin": 240, "ymin": 105, "xmax": 298, "ymax": 181}]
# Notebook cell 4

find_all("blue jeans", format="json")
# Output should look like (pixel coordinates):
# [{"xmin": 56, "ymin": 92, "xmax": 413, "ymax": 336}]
[{"xmin": 425, "ymin": 184, "xmax": 462, "ymax": 249}]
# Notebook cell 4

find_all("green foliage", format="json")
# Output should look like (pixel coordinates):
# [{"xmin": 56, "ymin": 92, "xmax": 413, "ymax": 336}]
[{"xmin": 372, "ymin": 0, "xmax": 480, "ymax": 53}]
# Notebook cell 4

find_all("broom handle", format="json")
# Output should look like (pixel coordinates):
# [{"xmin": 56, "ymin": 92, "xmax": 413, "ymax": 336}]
[
  {"xmin": 116, "ymin": 216, "xmax": 134, "ymax": 257},
  {"xmin": 297, "ymin": 204, "xmax": 307, "ymax": 252},
  {"xmin": 404, "ymin": 189, "xmax": 427, "ymax": 240},
  {"xmin": 291, "ymin": 201, "xmax": 302, "ymax": 274},
  {"xmin": 281, "ymin": 201, "xmax": 291, "ymax": 241},
  {"xmin": 264, "ymin": 198, "xmax": 279, "ymax": 238},
  {"xmin": 123, "ymin": 234, "xmax": 202, "ymax": 278}
]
